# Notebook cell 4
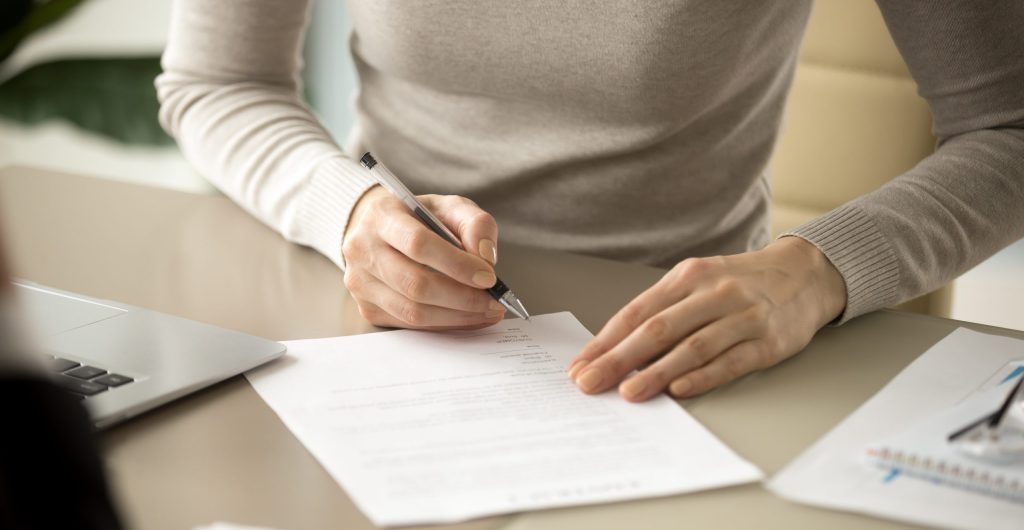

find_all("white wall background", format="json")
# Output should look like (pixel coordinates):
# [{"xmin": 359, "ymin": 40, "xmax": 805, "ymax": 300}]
[
  {"xmin": 952, "ymin": 241, "xmax": 1024, "ymax": 331},
  {"xmin": 0, "ymin": 0, "xmax": 1020, "ymax": 331}
]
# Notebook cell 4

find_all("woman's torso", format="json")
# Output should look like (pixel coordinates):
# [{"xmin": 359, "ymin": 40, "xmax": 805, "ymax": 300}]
[{"xmin": 346, "ymin": 0, "xmax": 812, "ymax": 267}]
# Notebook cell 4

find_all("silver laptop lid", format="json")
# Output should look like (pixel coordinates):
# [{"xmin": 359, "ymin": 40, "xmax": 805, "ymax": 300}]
[{"xmin": 15, "ymin": 281, "xmax": 285, "ymax": 428}]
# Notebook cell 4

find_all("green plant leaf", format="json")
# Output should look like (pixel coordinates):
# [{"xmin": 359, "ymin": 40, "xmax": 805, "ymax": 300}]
[
  {"xmin": 0, "ymin": 0, "xmax": 85, "ymax": 64},
  {"xmin": 0, "ymin": 56, "xmax": 173, "ymax": 146}
]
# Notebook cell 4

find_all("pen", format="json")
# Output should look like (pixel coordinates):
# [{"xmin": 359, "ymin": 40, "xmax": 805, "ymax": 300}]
[
  {"xmin": 948, "ymin": 375, "xmax": 1024, "ymax": 442},
  {"xmin": 359, "ymin": 152, "xmax": 531, "ymax": 321},
  {"xmin": 988, "ymin": 375, "xmax": 1024, "ymax": 429}
]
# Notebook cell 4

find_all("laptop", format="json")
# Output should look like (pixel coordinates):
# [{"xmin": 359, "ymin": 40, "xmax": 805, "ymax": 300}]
[{"xmin": 14, "ymin": 281, "xmax": 286, "ymax": 429}]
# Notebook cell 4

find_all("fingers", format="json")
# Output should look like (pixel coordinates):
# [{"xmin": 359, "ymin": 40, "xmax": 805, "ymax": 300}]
[
  {"xmin": 423, "ymin": 195, "xmax": 499, "ymax": 265},
  {"xmin": 373, "ymin": 245, "xmax": 505, "ymax": 313},
  {"xmin": 666, "ymin": 340, "xmax": 767, "ymax": 399},
  {"xmin": 617, "ymin": 309, "xmax": 764, "ymax": 402},
  {"xmin": 571, "ymin": 290, "xmax": 739, "ymax": 395},
  {"xmin": 378, "ymin": 212, "xmax": 497, "ymax": 289},
  {"xmin": 357, "ymin": 302, "xmax": 504, "ymax": 331},
  {"xmin": 347, "ymin": 273, "xmax": 505, "ymax": 329},
  {"xmin": 568, "ymin": 259, "xmax": 710, "ymax": 375},
  {"xmin": 343, "ymin": 189, "xmax": 507, "ymax": 331},
  {"xmin": 564, "ymin": 243, "xmax": 835, "ymax": 403},
  {"xmin": 569, "ymin": 290, "xmax": 676, "ymax": 373}
]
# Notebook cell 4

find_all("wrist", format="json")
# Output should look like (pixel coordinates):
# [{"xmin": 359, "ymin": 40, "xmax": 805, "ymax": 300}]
[
  {"xmin": 770, "ymin": 236, "xmax": 847, "ymax": 326},
  {"xmin": 344, "ymin": 184, "xmax": 387, "ymax": 240}
]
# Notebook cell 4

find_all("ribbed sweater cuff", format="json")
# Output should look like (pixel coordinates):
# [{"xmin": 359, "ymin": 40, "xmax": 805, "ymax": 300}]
[
  {"xmin": 293, "ymin": 156, "xmax": 379, "ymax": 270},
  {"xmin": 782, "ymin": 205, "xmax": 899, "ymax": 324}
]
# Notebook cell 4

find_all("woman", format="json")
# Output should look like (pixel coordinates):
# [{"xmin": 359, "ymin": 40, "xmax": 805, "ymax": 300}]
[{"xmin": 157, "ymin": 1, "xmax": 1024, "ymax": 402}]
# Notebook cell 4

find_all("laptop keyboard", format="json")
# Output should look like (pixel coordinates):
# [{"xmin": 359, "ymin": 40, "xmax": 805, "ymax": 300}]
[{"xmin": 47, "ymin": 356, "xmax": 135, "ymax": 399}]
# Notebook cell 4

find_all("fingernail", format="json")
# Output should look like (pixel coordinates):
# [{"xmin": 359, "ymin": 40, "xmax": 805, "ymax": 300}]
[
  {"xmin": 479, "ymin": 239, "xmax": 497, "ymax": 265},
  {"xmin": 576, "ymin": 367, "xmax": 605, "ymax": 393},
  {"xmin": 620, "ymin": 377, "xmax": 648, "ymax": 400},
  {"xmin": 489, "ymin": 299, "xmax": 504, "ymax": 311},
  {"xmin": 567, "ymin": 359, "xmax": 588, "ymax": 379},
  {"xmin": 472, "ymin": 270, "xmax": 496, "ymax": 288},
  {"xmin": 670, "ymin": 378, "xmax": 692, "ymax": 397},
  {"xmin": 484, "ymin": 310, "xmax": 504, "ymax": 319}
]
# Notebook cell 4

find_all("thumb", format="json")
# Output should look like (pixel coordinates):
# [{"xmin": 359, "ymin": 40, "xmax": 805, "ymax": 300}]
[{"xmin": 420, "ymin": 195, "xmax": 499, "ymax": 266}]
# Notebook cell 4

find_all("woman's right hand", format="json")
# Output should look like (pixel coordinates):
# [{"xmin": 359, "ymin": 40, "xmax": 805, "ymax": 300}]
[{"xmin": 342, "ymin": 186, "xmax": 507, "ymax": 329}]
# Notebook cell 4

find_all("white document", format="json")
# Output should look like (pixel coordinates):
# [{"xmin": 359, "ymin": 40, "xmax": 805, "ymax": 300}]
[
  {"xmin": 246, "ymin": 312, "xmax": 762, "ymax": 526},
  {"xmin": 865, "ymin": 384, "xmax": 1024, "ymax": 502},
  {"xmin": 768, "ymin": 327, "xmax": 1024, "ymax": 530}
]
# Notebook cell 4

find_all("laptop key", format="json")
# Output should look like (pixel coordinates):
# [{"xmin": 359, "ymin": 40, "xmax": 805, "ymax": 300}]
[
  {"xmin": 66, "ymin": 365, "xmax": 107, "ymax": 380},
  {"xmin": 52, "ymin": 374, "xmax": 107, "ymax": 396},
  {"xmin": 50, "ymin": 358, "xmax": 80, "ymax": 372},
  {"xmin": 93, "ymin": 373, "xmax": 133, "ymax": 387}
]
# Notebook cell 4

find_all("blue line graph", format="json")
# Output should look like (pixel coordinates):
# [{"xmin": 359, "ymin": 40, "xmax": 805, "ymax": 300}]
[{"xmin": 1000, "ymin": 365, "xmax": 1024, "ymax": 385}]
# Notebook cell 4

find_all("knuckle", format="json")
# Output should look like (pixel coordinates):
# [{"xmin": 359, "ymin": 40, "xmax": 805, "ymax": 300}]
[
  {"xmin": 723, "ymin": 352, "xmax": 748, "ymax": 379},
  {"xmin": 397, "ymin": 302, "xmax": 425, "ymax": 327},
  {"xmin": 400, "ymin": 271, "xmax": 430, "ymax": 302},
  {"xmin": 755, "ymin": 342, "xmax": 776, "ymax": 368},
  {"xmin": 684, "ymin": 334, "xmax": 712, "ymax": 361},
  {"xmin": 357, "ymin": 303, "xmax": 382, "ymax": 323},
  {"xmin": 402, "ymin": 229, "xmax": 430, "ymax": 259},
  {"xmin": 640, "ymin": 316, "xmax": 672, "ymax": 343},
  {"xmin": 672, "ymin": 257, "xmax": 709, "ymax": 280},
  {"xmin": 579, "ymin": 339, "xmax": 608, "ymax": 360},
  {"xmin": 469, "ymin": 211, "xmax": 496, "ymax": 229},
  {"xmin": 418, "ymin": 194, "xmax": 443, "ymax": 206},
  {"xmin": 746, "ymin": 302, "xmax": 771, "ymax": 323},
  {"xmin": 343, "ymin": 271, "xmax": 361, "ymax": 293},
  {"xmin": 619, "ymin": 304, "xmax": 646, "ymax": 330},
  {"xmin": 341, "ymin": 233, "xmax": 363, "ymax": 260},
  {"xmin": 759, "ymin": 336, "xmax": 784, "ymax": 363},
  {"xmin": 671, "ymin": 258, "xmax": 697, "ymax": 276},
  {"xmin": 713, "ymin": 278, "xmax": 742, "ymax": 299}
]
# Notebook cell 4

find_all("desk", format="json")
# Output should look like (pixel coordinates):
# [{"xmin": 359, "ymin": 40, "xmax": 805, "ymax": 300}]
[{"xmin": 2, "ymin": 166, "xmax": 1021, "ymax": 530}]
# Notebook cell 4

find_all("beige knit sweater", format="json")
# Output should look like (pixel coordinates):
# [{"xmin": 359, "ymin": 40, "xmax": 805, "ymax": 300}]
[{"xmin": 157, "ymin": 0, "xmax": 1024, "ymax": 322}]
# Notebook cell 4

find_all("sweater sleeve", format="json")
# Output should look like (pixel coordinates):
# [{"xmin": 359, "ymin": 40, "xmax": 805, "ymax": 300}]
[
  {"xmin": 156, "ymin": 0, "xmax": 378, "ymax": 270},
  {"xmin": 784, "ymin": 0, "xmax": 1024, "ymax": 323}
]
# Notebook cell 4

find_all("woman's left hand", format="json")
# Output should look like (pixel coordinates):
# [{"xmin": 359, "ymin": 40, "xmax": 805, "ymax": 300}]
[{"xmin": 567, "ymin": 237, "xmax": 847, "ymax": 401}]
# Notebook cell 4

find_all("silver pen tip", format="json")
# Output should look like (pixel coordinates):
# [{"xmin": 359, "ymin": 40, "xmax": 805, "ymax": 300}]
[{"xmin": 501, "ymin": 293, "xmax": 531, "ymax": 321}]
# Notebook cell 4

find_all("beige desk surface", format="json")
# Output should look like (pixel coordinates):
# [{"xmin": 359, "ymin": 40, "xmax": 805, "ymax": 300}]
[{"xmin": 2, "ymin": 166, "xmax": 1021, "ymax": 530}]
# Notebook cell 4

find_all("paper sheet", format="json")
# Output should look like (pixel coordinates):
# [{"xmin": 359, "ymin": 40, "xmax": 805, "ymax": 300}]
[
  {"xmin": 865, "ymin": 383, "xmax": 1024, "ymax": 503},
  {"xmin": 768, "ymin": 327, "xmax": 1024, "ymax": 530},
  {"xmin": 246, "ymin": 312, "xmax": 762, "ymax": 526}
]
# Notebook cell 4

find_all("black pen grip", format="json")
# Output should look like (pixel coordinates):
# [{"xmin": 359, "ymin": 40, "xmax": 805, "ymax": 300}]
[{"xmin": 487, "ymin": 277, "xmax": 509, "ymax": 299}]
